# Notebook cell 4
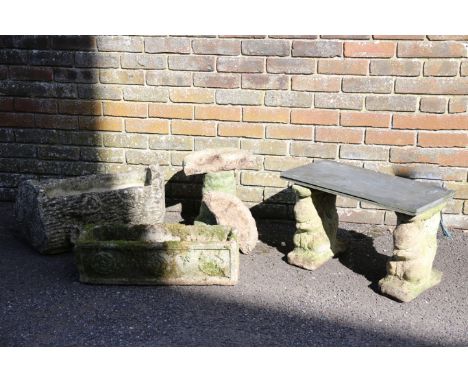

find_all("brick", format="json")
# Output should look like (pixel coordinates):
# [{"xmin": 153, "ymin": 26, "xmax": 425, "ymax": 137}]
[
  {"xmin": 97, "ymin": 36, "xmax": 143, "ymax": 52},
  {"xmin": 37, "ymin": 146, "xmax": 80, "ymax": 161},
  {"xmin": 195, "ymin": 105, "xmax": 241, "ymax": 121},
  {"xmin": 427, "ymin": 35, "xmax": 468, "ymax": 41},
  {"xmin": 341, "ymin": 111, "xmax": 391, "ymax": 128},
  {"xmin": 423, "ymin": 60, "xmax": 459, "ymax": 77},
  {"xmin": 242, "ymin": 40, "xmax": 290, "ymax": 56},
  {"xmin": 216, "ymin": 89, "xmax": 263, "ymax": 105},
  {"xmin": 315, "ymin": 93, "xmax": 363, "ymax": 110},
  {"xmin": 344, "ymin": 42, "xmax": 395, "ymax": 58},
  {"xmin": 0, "ymin": 66, "xmax": 6, "ymax": 80},
  {"xmin": 149, "ymin": 135, "xmax": 193, "ymax": 151},
  {"xmin": 78, "ymin": 85, "xmax": 122, "ymax": 100},
  {"xmin": 192, "ymin": 39, "xmax": 240, "ymax": 55},
  {"xmin": 241, "ymin": 171, "xmax": 288, "ymax": 188},
  {"xmin": 103, "ymin": 101, "xmax": 147, "ymax": 117},
  {"xmin": 290, "ymin": 141, "xmax": 337, "ymax": 158},
  {"xmin": 79, "ymin": 117, "xmax": 123, "ymax": 132},
  {"xmin": 149, "ymin": 104, "xmax": 193, "ymax": 119},
  {"xmin": 103, "ymin": 134, "xmax": 147, "ymax": 149},
  {"xmin": 193, "ymin": 73, "xmax": 240, "ymax": 88},
  {"xmin": 342, "ymin": 77, "xmax": 393, "ymax": 93},
  {"xmin": 168, "ymin": 56, "xmax": 214, "ymax": 71},
  {"xmin": 449, "ymin": 97, "xmax": 468, "ymax": 113},
  {"xmin": 241, "ymin": 139, "xmax": 288, "ymax": 155},
  {"xmin": 291, "ymin": 76, "xmax": 341, "ymax": 92},
  {"xmin": 393, "ymin": 114, "xmax": 468, "ymax": 130},
  {"xmin": 316, "ymin": 127, "xmax": 363, "ymax": 143},
  {"xmin": 266, "ymin": 58, "xmax": 315, "ymax": 74},
  {"xmin": 146, "ymin": 71, "xmax": 192, "ymax": 87},
  {"xmin": 126, "ymin": 150, "xmax": 169, "ymax": 166},
  {"xmin": 366, "ymin": 95, "xmax": 417, "ymax": 112},
  {"xmin": 445, "ymin": 183, "xmax": 468, "ymax": 199},
  {"xmin": 170, "ymin": 151, "xmax": 189, "ymax": 166},
  {"xmin": 242, "ymin": 74, "xmax": 288, "ymax": 90},
  {"xmin": 7, "ymin": 35, "xmax": 50, "ymax": 49},
  {"xmin": 0, "ymin": 112, "xmax": 34, "ymax": 127},
  {"xmin": 266, "ymin": 124, "xmax": 313, "ymax": 140},
  {"xmin": 373, "ymin": 35, "xmax": 425, "ymax": 40},
  {"xmin": 390, "ymin": 147, "xmax": 468, "ymax": 167},
  {"xmin": 54, "ymin": 68, "xmax": 98, "ymax": 83},
  {"xmin": 419, "ymin": 97, "xmax": 446, "ymax": 113},
  {"xmin": 321, "ymin": 35, "xmax": 371, "ymax": 40},
  {"xmin": 145, "ymin": 37, "xmax": 191, "ymax": 53},
  {"xmin": 14, "ymin": 98, "xmax": 57, "ymax": 114},
  {"xmin": 340, "ymin": 145, "xmax": 389, "ymax": 161},
  {"xmin": 237, "ymin": 186, "xmax": 264, "ymax": 203},
  {"xmin": 264, "ymin": 156, "xmax": 311, "ymax": 171},
  {"xmin": 217, "ymin": 57, "xmax": 264, "ymax": 73},
  {"xmin": 0, "ymin": 81, "xmax": 77, "ymax": 99},
  {"xmin": 29, "ymin": 50, "xmax": 74, "ymax": 66},
  {"xmin": 443, "ymin": 199, "xmax": 464, "ymax": 214},
  {"xmin": 0, "ymin": 143, "xmax": 36, "ymax": 158},
  {"xmin": 292, "ymin": 41, "xmax": 342, "ymax": 57},
  {"xmin": 265, "ymin": 91, "xmax": 313, "ymax": 108},
  {"xmin": 418, "ymin": 132, "xmax": 468, "ymax": 148},
  {"xmin": 365, "ymin": 130, "xmax": 415, "ymax": 146},
  {"xmin": 172, "ymin": 120, "xmax": 216, "ymax": 136},
  {"xmin": 81, "ymin": 147, "xmax": 124, "ymax": 163},
  {"xmin": 123, "ymin": 86, "xmax": 168, "ymax": 102},
  {"xmin": 337, "ymin": 196, "xmax": 359, "ymax": 208},
  {"xmin": 370, "ymin": 60, "xmax": 421, "ymax": 76},
  {"xmin": 0, "ymin": 50, "xmax": 28, "ymax": 65},
  {"xmin": 9, "ymin": 66, "xmax": 53, "ymax": 81},
  {"xmin": 75, "ymin": 52, "xmax": 120, "ymax": 68},
  {"xmin": 218, "ymin": 122, "xmax": 264, "ymax": 138},
  {"xmin": 462, "ymin": 62, "xmax": 468, "ymax": 76},
  {"xmin": 395, "ymin": 78, "xmax": 468, "ymax": 95},
  {"xmin": 59, "ymin": 100, "xmax": 102, "ymax": 115},
  {"xmin": 398, "ymin": 42, "xmax": 466, "ymax": 57},
  {"xmin": 0, "ymin": 98, "xmax": 14, "ymax": 111},
  {"xmin": 35, "ymin": 115, "xmax": 78, "ymax": 130},
  {"xmin": 170, "ymin": 88, "xmax": 213, "ymax": 103},
  {"xmin": 243, "ymin": 107, "xmax": 289, "ymax": 123},
  {"xmin": 51, "ymin": 36, "xmax": 96, "ymax": 50},
  {"xmin": 100, "ymin": 69, "xmax": 144, "ymax": 85},
  {"xmin": 263, "ymin": 187, "xmax": 296, "ymax": 204},
  {"xmin": 291, "ymin": 109, "xmax": 339, "ymax": 125},
  {"xmin": 338, "ymin": 209, "xmax": 385, "ymax": 225},
  {"xmin": 121, "ymin": 53, "xmax": 166, "ymax": 69},
  {"xmin": 443, "ymin": 215, "xmax": 468, "ymax": 230},
  {"xmin": 194, "ymin": 137, "xmax": 239, "ymax": 150},
  {"xmin": 125, "ymin": 118, "xmax": 169, "ymax": 134},
  {"xmin": 318, "ymin": 59, "xmax": 368, "ymax": 75}
]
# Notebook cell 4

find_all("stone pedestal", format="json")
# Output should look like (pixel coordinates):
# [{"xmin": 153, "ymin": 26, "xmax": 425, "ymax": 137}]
[
  {"xmin": 288, "ymin": 185, "xmax": 343, "ymax": 270},
  {"xmin": 379, "ymin": 206, "xmax": 444, "ymax": 302}
]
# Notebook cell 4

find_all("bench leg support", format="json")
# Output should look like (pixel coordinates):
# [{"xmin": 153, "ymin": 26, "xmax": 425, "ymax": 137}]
[
  {"xmin": 287, "ymin": 185, "xmax": 344, "ymax": 270},
  {"xmin": 378, "ymin": 206, "xmax": 444, "ymax": 302}
]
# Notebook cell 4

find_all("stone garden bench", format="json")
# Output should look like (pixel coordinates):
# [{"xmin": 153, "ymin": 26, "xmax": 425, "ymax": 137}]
[{"xmin": 281, "ymin": 160, "xmax": 454, "ymax": 302}]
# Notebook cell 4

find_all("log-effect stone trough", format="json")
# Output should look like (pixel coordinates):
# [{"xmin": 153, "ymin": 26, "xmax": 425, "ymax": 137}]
[
  {"xmin": 73, "ymin": 223, "xmax": 239, "ymax": 286},
  {"xmin": 14, "ymin": 165, "xmax": 164, "ymax": 255}
]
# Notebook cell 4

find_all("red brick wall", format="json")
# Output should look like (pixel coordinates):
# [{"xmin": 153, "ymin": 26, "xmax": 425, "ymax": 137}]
[{"xmin": 1, "ymin": 35, "xmax": 467, "ymax": 228}]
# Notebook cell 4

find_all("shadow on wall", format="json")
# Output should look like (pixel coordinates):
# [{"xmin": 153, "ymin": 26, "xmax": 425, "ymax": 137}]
[{"xmin": 0, "ymin": 36, "xmax": 137, "ymax": 223}]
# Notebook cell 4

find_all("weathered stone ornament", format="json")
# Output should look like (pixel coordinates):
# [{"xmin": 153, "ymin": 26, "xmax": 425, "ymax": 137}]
[
  {"xmin": 15, "ymin": 165, "xmax": 165, "ymax": 255},
  {"xmin": 203, "ymin": 191, "xmax": 258, "ymax": 255},
  {"xmin": 73, "ymin": 223, "xmax": 239, "ymax": 286},
  {"xmin": 378, "ymin": 206, "xmax": 444, "ymax": 302},
  {"xmin": 287, "ymin": 185, "xmax": 344, "ymax": 270},
  {"xmin": 183, "ymin": 148, "xmax": 259, "ymax": 254}
]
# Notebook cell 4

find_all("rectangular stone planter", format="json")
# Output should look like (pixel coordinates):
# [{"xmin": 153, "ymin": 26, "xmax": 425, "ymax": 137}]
[
  {"xmin": 73, "ymin": 223, "xmax": 239, "ymax": 286},
  {"xmin": 14, "ymin": 165, "xmax": 164, "ymax": 255}
]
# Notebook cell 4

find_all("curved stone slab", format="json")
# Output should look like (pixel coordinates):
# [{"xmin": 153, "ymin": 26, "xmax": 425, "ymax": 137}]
[
  {"xmin": 202, "ymin": 191, "xmax": 258, "ymax": 255},
  {"xmin": 183, "ymin": 148, "xmax": 257, "ymax": 176}
]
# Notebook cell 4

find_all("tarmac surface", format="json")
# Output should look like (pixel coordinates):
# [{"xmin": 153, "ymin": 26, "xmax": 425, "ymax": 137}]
[{"xmin": 0, "ymin": 202, "xmax": 467, "ymax": 346}]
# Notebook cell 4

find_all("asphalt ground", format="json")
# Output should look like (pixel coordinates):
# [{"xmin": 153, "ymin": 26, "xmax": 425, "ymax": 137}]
[{"xmin": 0, "ymin": 202, "xmax": 467, "ymax": 346}]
